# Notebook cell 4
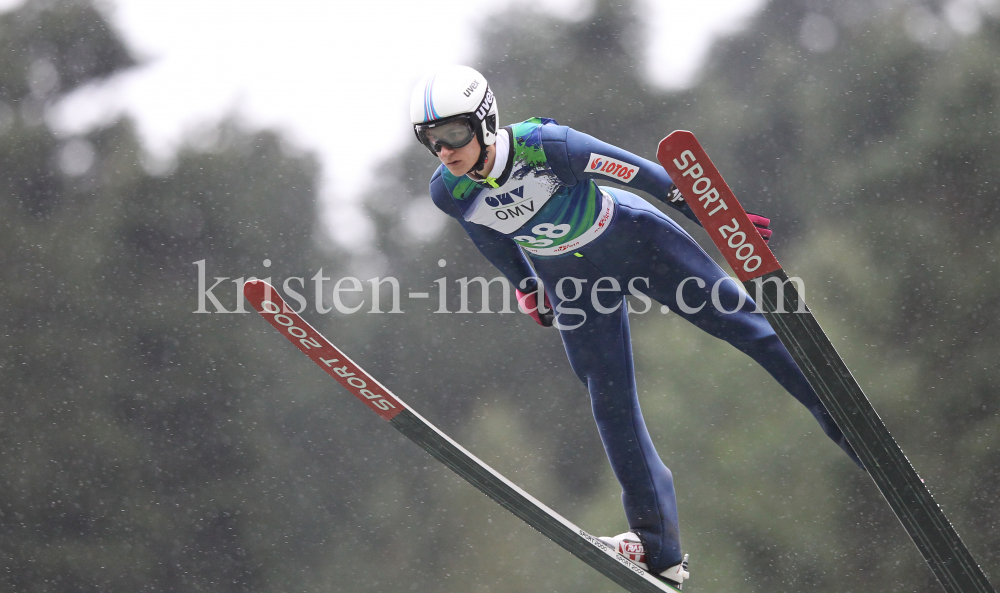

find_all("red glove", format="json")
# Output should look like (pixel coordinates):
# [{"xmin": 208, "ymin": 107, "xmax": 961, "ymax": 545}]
[
  {"xmin": 746, "ymin": 212, "xmax": 772, "ymax": 243},
  {"xmin": 516, "ymin": 278, "xmax": 554, "ymax": 327}
]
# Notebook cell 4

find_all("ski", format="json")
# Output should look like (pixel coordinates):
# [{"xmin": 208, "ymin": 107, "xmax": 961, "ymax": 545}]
[
  {"xmin": 242, "ymin": 280, "xmax": 679, "ymax": 593},
  {"xmin": 657, "ymin": 130, "xmax": 994, "ymax": 593}
]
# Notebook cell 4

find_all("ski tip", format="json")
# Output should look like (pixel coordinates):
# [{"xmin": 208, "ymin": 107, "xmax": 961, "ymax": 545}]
[
  {"xmin": 243, "ymin": 278, "xmax": 274, "ymax": 289},
  {"xmin": 661, "ymin": 129, "xmax": 695, "ymax": 143},
  {"xmin": 663, "ymin": 129, "xmax": 693, "ymax": 140},
  {"xmin": 242, "ymin": 279, "xmax": 278, "ymax": 310},
  {"xmin": 657, "ymin": 131, "xmax": 697, "ymax": 165}
]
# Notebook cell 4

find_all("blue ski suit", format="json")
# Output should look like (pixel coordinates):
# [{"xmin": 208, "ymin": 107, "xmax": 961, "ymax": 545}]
[{"xmin": 427, "ymin": 117, "xmax": 859, "ymax": 572}]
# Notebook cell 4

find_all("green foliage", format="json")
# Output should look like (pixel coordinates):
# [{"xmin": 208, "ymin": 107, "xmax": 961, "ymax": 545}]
[
  {"xmin": 0, "ymin": 0, "xmax": 134, "ymax": 103},
  {"xmin": 0, "ymin": 2, "xmax": 348, "ymax": 590}
]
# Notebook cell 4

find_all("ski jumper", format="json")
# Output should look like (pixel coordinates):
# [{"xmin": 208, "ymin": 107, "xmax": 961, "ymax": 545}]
[{"xmin": 427, "ymin": 118, "xmax": 859, "ymax": 573}]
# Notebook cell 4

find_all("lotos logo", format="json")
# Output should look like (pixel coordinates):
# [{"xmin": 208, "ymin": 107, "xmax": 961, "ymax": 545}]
[
  {"xmin": 485, "ymin": 185, "xmax": 523, "ymax": 207},
  {"xmin": 584, "ymin": 153, "xmax": 638, "ymax": 184}
]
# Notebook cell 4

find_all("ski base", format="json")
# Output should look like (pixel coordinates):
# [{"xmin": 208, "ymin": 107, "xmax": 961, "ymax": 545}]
[
  {"xmin": 657, "ymin": 130, "xmax": 995, "ymax": 593},
  {"xmin": 243, "ymin": 280, "xmax": 680, "ymax": 593}
]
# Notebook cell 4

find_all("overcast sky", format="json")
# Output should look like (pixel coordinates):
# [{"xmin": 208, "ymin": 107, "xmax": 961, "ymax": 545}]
[{"xmin": 13, "ymin": 0, "xmax": 766, "ymax": 243}]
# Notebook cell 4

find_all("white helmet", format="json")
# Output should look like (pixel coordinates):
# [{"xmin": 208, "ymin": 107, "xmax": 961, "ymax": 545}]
[{"xmin": 410, "ymin": 65, "xmax": 499, "ymax": 171}]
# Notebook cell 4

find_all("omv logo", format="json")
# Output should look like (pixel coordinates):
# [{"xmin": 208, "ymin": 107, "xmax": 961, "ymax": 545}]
[{"xmin": 485, "ymin": 185, "xmax": 524, "ymax": 207}]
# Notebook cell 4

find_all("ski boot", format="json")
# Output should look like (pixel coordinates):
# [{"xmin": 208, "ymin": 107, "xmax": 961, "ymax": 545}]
[{"xmin": 599, "ymin": 532, "xmax": 690, "ymax": 589}]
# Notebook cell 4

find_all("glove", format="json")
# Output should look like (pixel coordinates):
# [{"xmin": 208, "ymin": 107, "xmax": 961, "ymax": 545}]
[
  {"xmin": 666, "ymin": 183, "xmax": 685, "ymax": 204},
  {"xmin": 516, "ymin": 278, "xmax": 554, "ymax": 327},
  {"xmin": 746, "ymin": 212, "xmax": 772, "ymax": 243}
]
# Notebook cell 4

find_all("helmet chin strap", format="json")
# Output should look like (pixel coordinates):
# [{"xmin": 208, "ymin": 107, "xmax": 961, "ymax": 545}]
[
  {"xmin": 461, "ymin": 127, "xmax": 500, "ymax": 185},
  {"xmin": 467, "ymin": 134, "xmax": 490, "ymax": 179}
]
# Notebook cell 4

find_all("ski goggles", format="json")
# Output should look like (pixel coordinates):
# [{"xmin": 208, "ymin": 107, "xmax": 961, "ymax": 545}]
[{"xmin": 414, "ymin": 115, "xmax": 476, "ymax": 154}]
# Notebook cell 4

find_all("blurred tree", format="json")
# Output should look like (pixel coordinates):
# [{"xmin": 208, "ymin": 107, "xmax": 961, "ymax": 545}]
[{"xmin": 0, "ymin": 1, "xmax": 362, "ymax": 591}]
